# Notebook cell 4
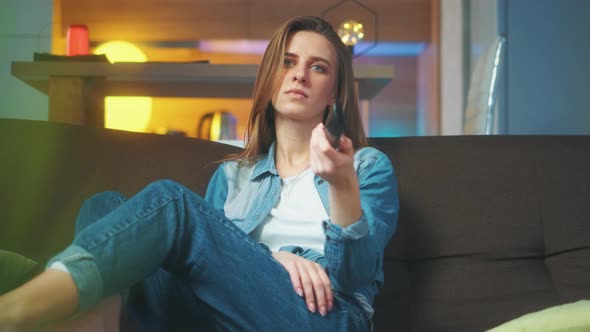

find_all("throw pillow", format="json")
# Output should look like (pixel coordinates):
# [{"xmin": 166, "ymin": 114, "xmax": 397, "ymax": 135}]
[
  {"xmin": 487, "ymin": 300, "xmax": 590, "ymax": 332},
  {"xmin": 0, "ymin": 250, "xmax": 42, "ymax": 295}
]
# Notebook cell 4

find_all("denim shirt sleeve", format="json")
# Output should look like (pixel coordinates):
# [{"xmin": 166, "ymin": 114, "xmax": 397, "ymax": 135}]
[
  {"xmin": 204, "ymin": 162, "xmax": 229, "ymax": 214},
  {"xmin": 323, "ymin": 151, "xmax": 399, "ymax": 295}
]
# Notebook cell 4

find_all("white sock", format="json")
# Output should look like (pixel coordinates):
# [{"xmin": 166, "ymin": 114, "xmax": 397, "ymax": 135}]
[{"xmin": 47, "ymin": 261, "xmax": 70, "ymax": 274}]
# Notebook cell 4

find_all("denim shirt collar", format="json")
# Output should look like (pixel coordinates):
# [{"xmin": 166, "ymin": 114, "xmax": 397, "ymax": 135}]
[{"xmin": 251, "ymin": 142, "xmax": 279, "ymax": 180}]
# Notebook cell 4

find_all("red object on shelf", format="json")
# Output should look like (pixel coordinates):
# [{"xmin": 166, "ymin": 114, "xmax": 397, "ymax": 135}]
[{"xmin": 66, "ymin": 24, "xmax": 89, "ymax": 56}]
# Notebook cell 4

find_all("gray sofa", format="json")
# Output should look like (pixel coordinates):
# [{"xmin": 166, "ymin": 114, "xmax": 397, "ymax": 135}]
[{"xmin": 1, "ymin": 119, "xmax": 589, "ymax": 331}]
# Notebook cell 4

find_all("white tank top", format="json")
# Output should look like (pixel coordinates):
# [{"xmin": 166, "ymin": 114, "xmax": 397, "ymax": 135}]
[{"xmin": 250, "ymin": 168, "xmax": 328, "ymax": 254}]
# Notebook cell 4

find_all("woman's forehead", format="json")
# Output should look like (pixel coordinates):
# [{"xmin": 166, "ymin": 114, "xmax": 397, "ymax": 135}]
[{"xmin": 285, "ymin": 31, "xmax": 336, "ymax": 63}]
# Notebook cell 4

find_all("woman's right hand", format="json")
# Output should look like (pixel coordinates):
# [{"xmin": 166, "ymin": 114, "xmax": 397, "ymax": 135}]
[{"xmin": 271, "ymin": 251, "xmax": 333, "ymax": 316}]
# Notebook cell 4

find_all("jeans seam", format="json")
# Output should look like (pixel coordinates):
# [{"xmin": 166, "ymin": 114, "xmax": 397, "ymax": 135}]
[
  {"xmin": 197, "ymin": 204, "xmax": 271, "ymax": 258},
  {"xmin": 197, "ymin": 204, "xmax": 305, "ymax": 300},
  {"xmin": 334, "ymin": 294, "xmax": 367, "ymax": 328}
]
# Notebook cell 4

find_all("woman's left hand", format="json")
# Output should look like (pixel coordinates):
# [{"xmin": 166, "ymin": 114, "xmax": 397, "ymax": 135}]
[
  {"xmin": 272, "ymin": 251, "xmax": 333, "ymax": 316},
  {"xmin": 309, "ymin": 123, "xmax": 356, "ymax": 188}
]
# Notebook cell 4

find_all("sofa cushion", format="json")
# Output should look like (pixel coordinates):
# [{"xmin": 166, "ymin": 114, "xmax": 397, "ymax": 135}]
[
  {"xmin": 0, "ymin": 119, "xmax": 241, "ymax": 264},
  {"xmin": 487, "ymin": 300, "xmax": 590, "ymax": 332},
  {"xmin": 370, "ymin": 136, "xmax": 590, "ymax": 331},
  {"xmin": 0, "ymin": 250, "xmax": 42, "ymax": 295}
]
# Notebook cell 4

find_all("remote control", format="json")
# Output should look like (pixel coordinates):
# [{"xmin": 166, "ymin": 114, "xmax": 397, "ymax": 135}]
[{"xmin": 324, "ymin": 101, "xmax": 344, "ymax": 149}]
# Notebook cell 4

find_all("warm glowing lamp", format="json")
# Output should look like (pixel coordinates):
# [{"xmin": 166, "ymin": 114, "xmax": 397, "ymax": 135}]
[
  {"xmin": 338, "ymin": 20, "xmax": 364, "ymax": 54},
  {"xmin": 93, "ymin": 41, "xmax": 152, "ymax": 132},
  {"xmin": 210, "ymin": 111, "xmax": 222, "ymax": 141},
  {"xmin": 320, "ymin": 0, "xmax": 378, "ymax": 57}
]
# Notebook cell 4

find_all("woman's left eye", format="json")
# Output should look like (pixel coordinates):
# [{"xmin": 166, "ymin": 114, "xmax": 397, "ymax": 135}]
[{"xmin": 311, "ymin": 64, "xmax": 326, "ymax": 73}]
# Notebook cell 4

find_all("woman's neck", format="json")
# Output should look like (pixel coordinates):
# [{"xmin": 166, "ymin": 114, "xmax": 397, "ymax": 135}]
[{"xmin": 274, "ymin": 117, "xmax": 316, "ymax": 178}]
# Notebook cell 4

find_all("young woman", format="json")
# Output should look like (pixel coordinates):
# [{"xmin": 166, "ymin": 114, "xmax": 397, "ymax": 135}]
[{"xmin": 0, "ymin": 16, "xmax": 399, "ymax": 331}]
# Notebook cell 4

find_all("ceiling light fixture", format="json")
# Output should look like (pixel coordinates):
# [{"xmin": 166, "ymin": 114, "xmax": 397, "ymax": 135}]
[{"xmin": 320, "ymin": 0, "xmax": 378, "ymax": 57}]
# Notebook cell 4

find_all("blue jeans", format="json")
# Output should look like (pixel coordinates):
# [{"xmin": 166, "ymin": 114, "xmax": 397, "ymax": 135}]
[{"xmin": 51, "ymin": 180, "xmax": 370, "ymax": 331}]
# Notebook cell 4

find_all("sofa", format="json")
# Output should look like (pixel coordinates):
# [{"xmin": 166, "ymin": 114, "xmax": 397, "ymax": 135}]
[{"xmin": 1, "ymin": 118, "xmax": 589, "ymax": 331}]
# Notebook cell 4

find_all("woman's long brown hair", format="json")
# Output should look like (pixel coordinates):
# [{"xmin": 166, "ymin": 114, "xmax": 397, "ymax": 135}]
[{"xmin": 227, "ymin": 16, "xmax": 367, "ymax": 164}]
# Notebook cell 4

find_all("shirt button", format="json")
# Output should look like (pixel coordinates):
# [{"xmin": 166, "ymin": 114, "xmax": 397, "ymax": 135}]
[{"xmin": 317, "ymin": 180, "xmax": 324, "ymax": 185}]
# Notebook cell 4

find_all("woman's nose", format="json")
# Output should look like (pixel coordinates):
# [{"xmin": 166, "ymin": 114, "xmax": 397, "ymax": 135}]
[{"xmin": 293, "ymin": 69, "xmax": 307, "ymax": 83}]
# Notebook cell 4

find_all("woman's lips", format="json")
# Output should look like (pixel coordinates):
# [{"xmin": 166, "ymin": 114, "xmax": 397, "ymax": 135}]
[{"xmin": 286, "ymin": 89, "xmax": 308, "ymax": 98}]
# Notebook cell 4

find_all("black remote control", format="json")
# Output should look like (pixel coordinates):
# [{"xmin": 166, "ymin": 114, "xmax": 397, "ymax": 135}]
[{"xmin": 324, "ymin": 101, "xmax": 344, "ymax": 149}]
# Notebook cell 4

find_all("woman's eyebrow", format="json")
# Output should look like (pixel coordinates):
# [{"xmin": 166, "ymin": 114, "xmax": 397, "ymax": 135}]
[{"xmin": 284, "ymin": 52, "xmax": 298, "ymax": 59}]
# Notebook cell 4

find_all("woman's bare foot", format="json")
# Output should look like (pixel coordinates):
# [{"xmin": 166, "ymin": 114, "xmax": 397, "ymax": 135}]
[
  {"xmin": 0, "ymin": 291, "xmax": 32, "ymax": 331},
  {"xmin": 0, "ymin": 269, "xmax": 79, "ymax": 331},
  {"xmin": 0, "ymin": 291, "xmax": 121, "ymax": 332}
]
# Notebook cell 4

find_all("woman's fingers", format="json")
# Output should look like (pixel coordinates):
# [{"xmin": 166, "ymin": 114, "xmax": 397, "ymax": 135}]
[
  {"xmin": 310, "ymin": 123, "xmax": 355, "ymax": 185},
  {"xmin": 273, "ymin": 252, "xmax": 304, "ymax": 297},
  {"xmin": 310, "ymin": 124, "xmax": 336, "ymax": 173},
  {"xmin": 272, "ymin": 252, "xmax": 332, "ymax": 316},
  {"xmin": 286, "ymin": 265, "xmax": 304, "ymax": 297},
  {"xmin": 338, "ymin": 135, "xmax": 354, "ymax": 155},
  {"xmin": 309, "ymin": 262, "xmax": 333, "ymax": 315},
  {"xmin": 316, "ymin": 263, "xmax": 333, "ymax": 311},
  {"xmin": 297, "ymin": 262, "xmax": 316, "ymax": 313},
  {"xmin": 295, "ymin": 260, "xmax": 332, "ymax": 316}
]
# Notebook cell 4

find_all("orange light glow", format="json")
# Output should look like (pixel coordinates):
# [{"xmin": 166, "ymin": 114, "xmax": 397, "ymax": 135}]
[{"xmin": 93, "ymin": 41, "xmax": 152, "ymax": 132}]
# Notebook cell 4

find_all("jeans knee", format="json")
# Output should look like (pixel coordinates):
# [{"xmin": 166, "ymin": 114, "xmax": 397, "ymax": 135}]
[
  {"xmin": 146, "ymin": 179, "xmax": 189, "ymax": 197},
  {"xmin": 75, "ymin": 191, "xmax": 127, "ymax": 234},
  {"xmin": 144, "ymin": 180, "xmax": 207, "ymax": 211}
]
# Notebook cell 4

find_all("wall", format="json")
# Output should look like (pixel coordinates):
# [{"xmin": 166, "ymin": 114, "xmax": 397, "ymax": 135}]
[
  {"xmin": 502, "ymin": 0, "xmax": 590, "ymax": 134},
  {"xmin": 354, "ymin": 56, "xmax": 418, "ymax": 137},
  {"xmin": 439, "ymin": 0, "xmax": 465, "ymax": 135},
  {"xmin": 417, "ymin": 0, "xmax": 440, "ymax": 136},
  {"xmin": 0, "ymin": 0, "xmax": 52, "ymax": 120},
  {"xmin": 59, "ymin": 0, "xmax": 432, "ymax": 43}
]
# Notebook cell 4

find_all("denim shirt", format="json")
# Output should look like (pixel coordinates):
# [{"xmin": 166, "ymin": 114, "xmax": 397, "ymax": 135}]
[{"xmin": 204, "ymin": 143, "xmax": 399, "ymax": 318}]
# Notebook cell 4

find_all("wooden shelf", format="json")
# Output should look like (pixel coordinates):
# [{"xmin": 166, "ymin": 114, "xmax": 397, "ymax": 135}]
[
  {"xmin": 12, "ymin": 61, "xmax": 393, "ymax": 100},
  {"xmin": 11, "ymin": 61, "xmax": 393, "ymax": 128}
]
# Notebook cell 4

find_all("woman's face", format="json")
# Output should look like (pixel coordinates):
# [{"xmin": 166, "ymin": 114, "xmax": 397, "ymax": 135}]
[{"xmin": 272, "ymin": 30, "xmax": 338, "ymax": 124}]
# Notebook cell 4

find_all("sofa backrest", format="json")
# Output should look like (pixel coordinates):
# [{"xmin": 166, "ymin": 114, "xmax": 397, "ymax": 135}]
[
  {"xmin": 0, "ymin": 119, "xmax": 240, "ymax": 263},
  {"xmin": 370, "ymin": 136, "xmax": 590, "ymax": 331},
  {"xmin": 2, "ymin": 120, "xmax": 589, "ymax": 331}
]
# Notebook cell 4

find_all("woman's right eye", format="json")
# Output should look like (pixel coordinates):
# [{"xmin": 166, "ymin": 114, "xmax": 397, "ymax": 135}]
[{"xmin": 284, "ymin": 59, "xmax": 294, "ymax": 66}]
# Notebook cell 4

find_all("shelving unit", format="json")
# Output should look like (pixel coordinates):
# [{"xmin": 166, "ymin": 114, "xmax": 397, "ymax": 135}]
[{"xmin": 12, "ymin": 61, "xmax": 394, "ymax": 131}]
